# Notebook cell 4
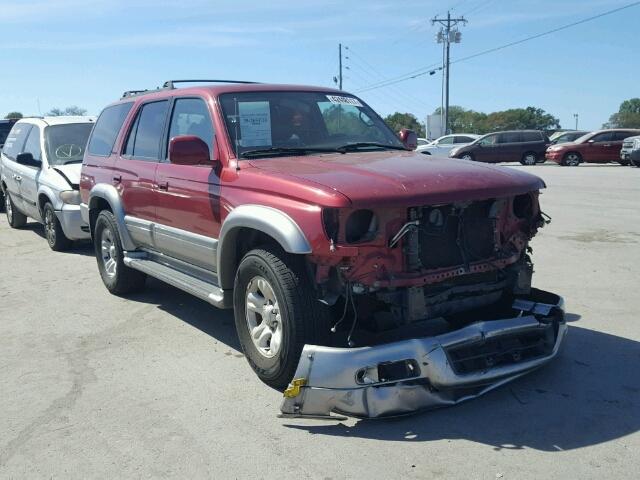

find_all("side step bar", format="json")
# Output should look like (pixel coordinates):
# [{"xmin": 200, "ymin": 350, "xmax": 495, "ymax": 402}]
[{"xmin": 123, "ymin": 254, "xmax": 232, "ymax": 308}]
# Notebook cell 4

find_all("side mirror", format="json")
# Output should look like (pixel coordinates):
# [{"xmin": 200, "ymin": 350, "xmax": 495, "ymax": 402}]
[
  {"xmin": 398, "ymin": 128, "xmax": 418, "ymax": 150},
  {"xmin": 588, "ymin": 139, "xmax": 595, "ymax": 144},
  {"xmin": 16, "ymin": 152, "xmax": 42, "ymax": 168},
  {"xmin": 168, "ymin": 135, "xmax": 217, "ymax": 166}
]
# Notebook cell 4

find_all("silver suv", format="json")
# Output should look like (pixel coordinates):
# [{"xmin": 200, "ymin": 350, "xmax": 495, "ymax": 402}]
[{"xmin": 1, "ymin": 116, "xmax": 95, "ymax": 250}]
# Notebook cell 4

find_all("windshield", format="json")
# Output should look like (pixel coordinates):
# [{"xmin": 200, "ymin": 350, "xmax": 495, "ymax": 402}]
[
  {"xmin": 44, "ymin": 123, "xmax": 93, "ymax": 165},
  {"xmin": 219, "ymin": 91, "xmax": 404, "ymax": 158}
]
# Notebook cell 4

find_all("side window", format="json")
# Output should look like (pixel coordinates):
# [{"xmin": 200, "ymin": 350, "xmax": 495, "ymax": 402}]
[
  {"xmin": 23, "ymin": 126, "xmax": 42, "ymax": 161},
  {"xmin": 521, "ymin": 132, "xmax": 542, "ymax": 142},
  {"xmin": 454, "ymin": 136, "xmax": 474, "ymax": 143},
  {"xmin": 438, "ymin": 136, "xmax": 454, "ymax": 145},
  {"xmin": 499, "ymin": 132, "xmax": 521, "ymax": 143},
  {"xmin": 479, "ymin": 134, "xmax": 498, "ymax": 146},
  {"xmin": 614, "ymin": 131, "xmax": 633, "ymax": 141},
  {"xmin": 168, "ymin": 98, "xmax": 214, "ymax": 154},
  {"xmin": 592, "ymin": 132, "xmax": 614, "ymax": 143},
  {"xmin": 88, "ymin": 102, "xmax": 134, "ymax": 156},
  {"xmin": 2, "ymin": 123, "xmax": 32, "ymax": 160},
  {"xmin": 124, "ymin": 101, "xmax": 169, "ymax": 161}
]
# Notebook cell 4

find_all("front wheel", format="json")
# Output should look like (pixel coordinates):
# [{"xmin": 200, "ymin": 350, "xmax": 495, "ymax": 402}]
[
  {"xmin": 93, "ymin": 210, "xmax": 146, "ymax": 294},
  {"xmin": 618, "ymin": 160, "xmax": 630, "ymax": 166},
  {"xmin": 460, "ymin": 153, "xmax": 474, "ymax": 161},
  {"xmin": 233, "ymin": 246, "xmax": 328, "ymax": 389},
  {"xmin": 563, "ymin": 152, "xmax": 581, "ymax": 166},
  {"xmin": 43, "ymin": 203, "xmax": 72, "ymax": 251},
  {"xmin": 5, "ymin": 193, "xmax": 27, "ymax": 228}
]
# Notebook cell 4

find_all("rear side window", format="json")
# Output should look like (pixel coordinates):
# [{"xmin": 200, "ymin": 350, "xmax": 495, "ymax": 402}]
[
  {"xmin": 124, "ymin": 100, "xmax": 169, "ymax": 160},
  {"xmin": 499, "ymin": 132, "xmax": 521, "ymax": 143},
  {"xmin": 168, "ymin": 98, "xmax": 214, "ymax": 154},
  {"xmin": 2, "ymin": 123, "xmax": 32, "ymax": 160},
  {"xmin": 521, "ymin": 131, "xmax": 542, "ymax": 142},
  {"xmin": 454, "ymin": 136, "xmax": 475, "ymax": 143},
  {"xmin": 88, "ymin": 102, "xmax": 134, "ymax": 156},
  {"xmin": 23, "ymin": 126, "xmax": 42, "ymax": 161},
  {"xmin": 614, "ymin": 131, "xmax": 635, "ymax": 141}
]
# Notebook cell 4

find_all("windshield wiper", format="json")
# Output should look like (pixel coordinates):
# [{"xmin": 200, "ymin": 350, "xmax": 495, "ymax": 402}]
[
  {"xmin": 335, "ymin": 142, "xmax": 407, "ymax": 153},
  {"xmin": 63, "ymin": 159, "xmax": 83, "ymax": 164},
  {"xmin": 241, "ymin": 146, "xmax": 341, "ymax": 158}
]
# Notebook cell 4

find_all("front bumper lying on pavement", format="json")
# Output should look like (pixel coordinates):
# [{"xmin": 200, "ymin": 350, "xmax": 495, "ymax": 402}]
[{"xmin": 280, "ymin": 289, "xmax": 566, "ymax": 419}]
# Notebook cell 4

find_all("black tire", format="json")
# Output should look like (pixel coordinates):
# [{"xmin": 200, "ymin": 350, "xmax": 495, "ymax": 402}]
[
  {"xmin": 233, "ymin": 246, "xmax": 328, "ymax": 389},
  {"xmin": 618, "ymin": 160, "xmax": 630, "ymax": 166},
  {"xmin": 43, "ymin": 202, "xmax": 72, "ymax": 251},
  {"xmin": 5, "ymin": 192, "xmax": 27, "ymax": 228},
  {"xmin": 520, "ymin": 152, "xmax": 538, "ymax": 165},
  {"xmin": 0, "ymin": 189, "xmax": 4, "ymax": 213},
  {"xmin": 562, "ymin": 152, "xmax": 581, "ymax": 167},
  {"xmin": 93, "ymin": 210, "xmax": 146, "ymax": 294}
]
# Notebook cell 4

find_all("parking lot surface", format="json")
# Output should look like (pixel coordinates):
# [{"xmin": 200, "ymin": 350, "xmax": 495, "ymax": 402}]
[{"xmin": 1, "ymin": 163, "xmax": 639, "ymax": 479}]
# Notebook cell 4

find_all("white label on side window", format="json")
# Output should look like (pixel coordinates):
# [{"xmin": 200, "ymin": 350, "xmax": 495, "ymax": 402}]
[
  {"xmin": 238, "ymin": 101, "xmax": 272, "ymax": 147},
  {"xmin": 326, "ymin": 95, "xmax": 363, "ymax": 107}
]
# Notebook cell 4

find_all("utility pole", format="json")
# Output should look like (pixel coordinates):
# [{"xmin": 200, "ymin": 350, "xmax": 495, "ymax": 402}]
[
  {"xmin": 573, "ymin": 113, "xmax": 579, "ymax": 130},
  {"xmin": 432, "ymin": 11, "xmax": 467, "ymax": 135},
  {"xmin": 338, "ymin": 43, "xmax": 343, "ymax": 90}
]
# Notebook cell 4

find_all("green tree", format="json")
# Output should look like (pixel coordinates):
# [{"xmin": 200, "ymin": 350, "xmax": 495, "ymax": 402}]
[
  {"xmin": 46, "ymin": 106, "xmax": 87, "ymax": 116},
  {"xmin": 434, "ymin": 106, "xmax": 488, "ymax": 134},
  {"xmin": 604, "ymin": 98, "xmax": 640, "ymax": 128},
  {"xmin": 483, "ymin": 107, "xmax": 560, "ymax": 132},
  {"xmin": 384, "ymin": 112, "xmax": 425, "ymax": 137},
  {"xmin": 5, "ymin": 111, "xmax": 23, "ymax": 119}
]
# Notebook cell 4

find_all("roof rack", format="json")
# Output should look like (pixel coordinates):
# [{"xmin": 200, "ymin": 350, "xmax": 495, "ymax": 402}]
[
  {"xmin": 121, "ymin": 89, "xmax": 157, "ymax": 99},
  {"xmin": 163, "ymin": 79, "xmax": 260, "ymax": 89}
]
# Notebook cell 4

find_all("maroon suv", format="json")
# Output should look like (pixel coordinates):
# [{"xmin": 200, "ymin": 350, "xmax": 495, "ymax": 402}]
[
  {"xmin": 545, "ymin": 128, "xmax": 640, "ymax": 166},
  {"xmin": 80, "ymin": 80, "xmax": 566, "ymax": 419}
]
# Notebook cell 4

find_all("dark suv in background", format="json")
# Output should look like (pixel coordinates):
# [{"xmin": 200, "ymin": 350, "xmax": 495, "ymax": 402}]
[{"xmin": 449, "ymin": 130, "xmax": 550, "ymax": 165}]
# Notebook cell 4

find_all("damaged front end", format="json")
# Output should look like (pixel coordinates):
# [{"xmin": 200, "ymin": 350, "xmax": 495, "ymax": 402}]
[
  {"xmin": 281, "ymin": 191, "xmax": 565, "ymax": 419},
  {"xmin": 281, "ymin": 289, "xmax": 566, "ymax": 419}
]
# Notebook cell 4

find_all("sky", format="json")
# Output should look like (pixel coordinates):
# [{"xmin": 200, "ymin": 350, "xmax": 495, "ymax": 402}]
[{"xmin": 0, "ymin": 0, "xmax": 638, "ymax": 131}]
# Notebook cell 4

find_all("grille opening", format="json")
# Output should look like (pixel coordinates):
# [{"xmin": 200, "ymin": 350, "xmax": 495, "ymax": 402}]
[
  {"xmin": 346, "ymin": 209, "xmax": 377, "ymax": 244},
  {"xmin": 513, "ymin": 194, "xmax": 533, "ymax": 219}
]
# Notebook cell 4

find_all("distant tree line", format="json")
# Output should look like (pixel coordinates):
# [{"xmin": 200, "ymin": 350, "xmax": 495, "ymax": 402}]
[
  {"xmin": 4, "ymin": 106, "xmax": 87, "ymax": 120},
  {"xmin": 603, "ymin": 98, "xmax": 640, "ymax": 128}
]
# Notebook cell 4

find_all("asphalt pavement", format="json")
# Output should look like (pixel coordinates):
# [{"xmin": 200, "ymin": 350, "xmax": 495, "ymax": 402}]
[{"xmin": 1, "ymin": 163, "xmax": 638, "ymax": 479}]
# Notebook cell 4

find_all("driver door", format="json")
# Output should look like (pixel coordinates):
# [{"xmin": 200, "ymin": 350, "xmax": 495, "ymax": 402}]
[{"xmin": 1, "ymin": 123, "xmax": 32, "ymax": 213}]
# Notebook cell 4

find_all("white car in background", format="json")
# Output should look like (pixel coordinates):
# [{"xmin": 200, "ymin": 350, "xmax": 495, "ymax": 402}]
[
  {"xmin": 417, "ymin": 133, "xmax": 480, "ymax": 156},
  {"xmin": 1, "ymin": 116, "xmax": 95, "ymax": 250}
]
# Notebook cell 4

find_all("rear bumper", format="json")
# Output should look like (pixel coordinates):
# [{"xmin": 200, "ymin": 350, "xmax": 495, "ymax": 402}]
[
  {"xmin": 280, "ymin": 289, "xmax": 566, "ymax": 419},
  {"xmin": 56, "ymin": 205, "xmax": 90, "ymax": 240}
]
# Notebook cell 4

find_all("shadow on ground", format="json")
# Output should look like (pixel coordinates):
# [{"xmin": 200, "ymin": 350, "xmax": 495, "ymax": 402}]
[
  {"xmin": 19, "ymin": 222, "xmax": 94, "ymax": 256},
  {"xmin": 128, "ymin": 277, "xmax": 240, "ymax": 351},
  {"xmin": 283, "ymin": 319, "xmax": 640, "ymax": 452}
]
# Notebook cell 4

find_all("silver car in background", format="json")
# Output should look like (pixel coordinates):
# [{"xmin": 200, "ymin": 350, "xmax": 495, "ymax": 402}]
[
  {"xmin": 1, "ymin": 116, "xmax": 95, "ymax": 250},
  {"xmin": 417, "ymin": 133, "xmax": 480, "ymax": 156}
]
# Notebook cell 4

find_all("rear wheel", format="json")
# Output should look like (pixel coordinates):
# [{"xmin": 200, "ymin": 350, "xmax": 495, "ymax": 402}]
[
  {"xmin": 233, "ymin": 246, "xmax": 328, "ymax": 389},
  {"xmin": 520, "ymin": 152, "xmax": 538, "ymax": 165},
  {"xmin": 93, "ymin": 210, "xmax": 146, "ymax": 294},
  {"xmin": 43, "ymin": 203, "xmax": 72, "ymax": 251},
  {"xmin": 563, "ymin": 152, "xmax": 581, "ymax": 166},
  {"xmin": 5, "ymin": 193, "xmax": 27, "ymax": 228}
]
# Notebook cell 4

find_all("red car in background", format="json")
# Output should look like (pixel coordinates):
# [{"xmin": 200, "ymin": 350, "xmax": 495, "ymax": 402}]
[{"xmin": 545, "ymin": 128, "xmax": 640, "ymax": 166}]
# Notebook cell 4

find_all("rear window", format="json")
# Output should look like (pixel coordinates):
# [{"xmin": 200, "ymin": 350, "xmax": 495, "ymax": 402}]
[
  {"xmin": 88, "ymin": 103, "xmax": 133, "ymax": 156},
  {"xmin": 0, "ymin": 123, "xmax": 14, "ymax": 146},
  {"xmin": 2, "ymin": 123, "xmax": 32, "ymax": 160},
  {"xmin": 521, "ymin": 131, "xmax": 542, "ymax": 142}
]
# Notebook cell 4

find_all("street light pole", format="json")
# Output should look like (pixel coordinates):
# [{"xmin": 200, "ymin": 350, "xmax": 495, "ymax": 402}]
[{"xmin": 573, "ymin": 113, "xmax": 579, "ymax": 130}]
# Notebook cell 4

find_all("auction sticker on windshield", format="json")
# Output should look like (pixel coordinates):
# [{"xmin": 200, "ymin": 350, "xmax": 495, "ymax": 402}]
[
  {"xmin": 326, "ymin": 95, "xmax": 363, "ymax": 107},
  {"xmin": 239, "ymin": 101, "xmax": 272, "ymax": 147}
]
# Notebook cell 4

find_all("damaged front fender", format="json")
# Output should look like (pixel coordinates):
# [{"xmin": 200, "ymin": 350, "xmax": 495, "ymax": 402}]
[{"xmin": 280, "ymin": 289, "xmax": 566, "ymax": 419}]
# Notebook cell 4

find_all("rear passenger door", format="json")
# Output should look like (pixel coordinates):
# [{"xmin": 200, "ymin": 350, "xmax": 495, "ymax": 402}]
[
  {"xmin": 611, "ymin": 131, "xmax": 634, "ymax": 161},
  {"xmin": 587, "ymin": 132, "xmax": 615, "ymax": 163},
  {"xmin": 15, "ymin": 125, "xmax": 43, "ymax": 219},
  {"xmin": 497, "ymin": 132, "xmax": 522, "ymax": 163},
  {"xmin": 154, "ymin": 97, "xmax": 220, "ymax": 272},
  {"xmin": 1, "ymin": 123, "xmax": 32, "ymax": 212},
  {"xmin": 116, "ymin": 100, "xmax": 169, "ymax": 248}
]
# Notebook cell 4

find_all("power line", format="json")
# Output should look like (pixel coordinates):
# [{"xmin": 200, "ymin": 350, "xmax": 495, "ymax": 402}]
[
  {"xmin": 355, "ymin": 1, "xmax": 640, "ymax": 93},
  {"xmin": 462, "ymin": 0, "xmax": 497, "ymax": 16}
]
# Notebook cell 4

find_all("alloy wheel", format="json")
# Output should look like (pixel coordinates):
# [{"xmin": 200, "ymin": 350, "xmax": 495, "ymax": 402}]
[
  {"xmin": 523, "ymin": 154, "xmax": 537, "ymax": 165},
  {"xmin": 461, "ymin": 154, "xmax": 473, "ymax": 161},
  {"xmin": 565, "ymin": 154, "xmax": 580, "ymax": 166},
  {"xmin": 245, "ymin": 276, "xmax": 283, "ymax": 359},
  {"xmin": 45, "ymin": 208, "xmax": 56, "ymax": 246},
  {"xmin": 100, "ymin": 227, "xmax": 117, "ymax": 278}
]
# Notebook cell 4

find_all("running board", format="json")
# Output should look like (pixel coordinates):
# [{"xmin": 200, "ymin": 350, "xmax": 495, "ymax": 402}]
[{"xmin": 123, "ymin": 254, "xmax": 232, "ymax": 308}]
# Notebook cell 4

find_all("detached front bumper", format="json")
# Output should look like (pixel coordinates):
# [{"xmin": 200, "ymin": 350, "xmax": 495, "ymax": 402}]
[{"xmin": 280, "ymin": 289, "xmax": 566, "ymax": 419}]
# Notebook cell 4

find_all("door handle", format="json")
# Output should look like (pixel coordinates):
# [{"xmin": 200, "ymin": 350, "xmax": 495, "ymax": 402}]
[
  {"xmin": 112, "ymin": 175, "xmax": 122, "ymax": 184},
  {"xmin": 158, "ymin": 181, "xmax": 169, "ymax": 190},
  {"xmin": 603, "ymin": 144, "xmax": 611, "ymax": 147},
  {"xmin": 14, "ymin": 175, "xmax": 22, "ymax": 182}
]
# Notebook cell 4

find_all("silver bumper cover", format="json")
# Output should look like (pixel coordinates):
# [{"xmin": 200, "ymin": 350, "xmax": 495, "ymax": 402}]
[
  {"xmin": 56, "ymin": 205, "xmax": 90, "ymax": 241},
  {"xmin": 280, "ymin": 290, "xmax": 566, "ymax": 419}
]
